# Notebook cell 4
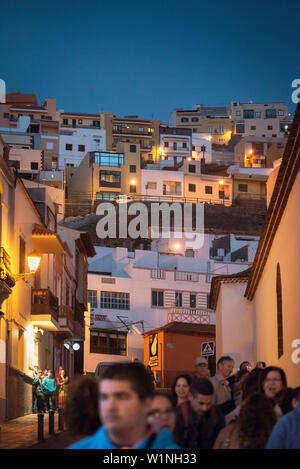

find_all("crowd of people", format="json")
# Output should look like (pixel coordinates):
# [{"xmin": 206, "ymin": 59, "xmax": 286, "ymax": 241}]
[
  {"xmin": 32, "ymin": 366, "xmax": 69, "ymax": 413},
  {"xmin": 59, "ymin": 357, "xmax": 300, "ymax": 450}
]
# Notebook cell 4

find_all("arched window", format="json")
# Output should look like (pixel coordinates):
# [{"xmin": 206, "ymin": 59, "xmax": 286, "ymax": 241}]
[{"xmin": 276, "ymin": 263, "xmax": 283, "ymax": 358}]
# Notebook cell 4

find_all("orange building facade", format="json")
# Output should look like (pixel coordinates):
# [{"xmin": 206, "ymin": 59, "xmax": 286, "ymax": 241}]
[{"xmin": 143, "ymin": 322, "xmax": 215, "ymax": 389}]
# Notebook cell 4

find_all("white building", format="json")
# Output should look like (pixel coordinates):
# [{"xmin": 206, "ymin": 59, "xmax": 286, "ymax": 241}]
[
  {"xmin": 84, "ymin": 230, "xmax": 259, "ymax": 373},
  {"xmin": 141, "ymin": 168, "xmax": 184, "ymax": 200},
  {"xmin": 59, "ymin": 127, "xmax": 106, "ymax": 170},
  {"xmin": 192, "ymin": 133, "xmax": 212, "ymax": 163}
]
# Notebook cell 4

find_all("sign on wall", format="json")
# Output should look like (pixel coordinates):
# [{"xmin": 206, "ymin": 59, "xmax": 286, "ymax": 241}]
[
  {"xmin": 149, "ymin": 333, "xmax": 158, "ymax": 366},
  {"xmin": 201, "ymin": 341, "xmax": 215, "ymax": 356}
]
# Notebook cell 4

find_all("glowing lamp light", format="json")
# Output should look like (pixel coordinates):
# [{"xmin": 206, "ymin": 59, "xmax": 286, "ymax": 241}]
[
  {"xmin": 219, "ymin": 179, "xmax": 224, "ymax": 185},
  {"xmin": 27, "ymin": 251, "xmax": 41, "ymax": 273},
  {"xmin": 130, "ymin": 179, "xmax": 136, "ymax": 186},
  {"xmin": 173, "ymin": 243, "xmax": 181, "ymax": 251},
  {"xmin": 72, "ymin": 343, "xmax": 80, "ymax": 351}
]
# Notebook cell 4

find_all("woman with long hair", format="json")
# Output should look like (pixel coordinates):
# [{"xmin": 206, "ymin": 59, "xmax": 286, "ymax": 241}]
[
  {"xmin": 259, "ymin": 366, "xmax": 288, "ymax": 419},
  {"xmin": 213, "ymin": 393, "xmax": 277, "ymax": 449},
  {"xmin": 171, "ymin": 374, "xmax": 192, "ymax": 407}
]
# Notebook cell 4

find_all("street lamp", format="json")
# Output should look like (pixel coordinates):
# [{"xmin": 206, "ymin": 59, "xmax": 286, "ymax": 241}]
[{"xmin": 14, "ymin": 250, "xmax": 41, "ymax": 281}]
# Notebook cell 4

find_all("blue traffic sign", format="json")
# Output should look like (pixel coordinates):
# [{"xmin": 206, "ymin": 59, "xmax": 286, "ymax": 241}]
[{"xmin": 201, "ymin": 341, "xmax": 215, "ymax": 356}]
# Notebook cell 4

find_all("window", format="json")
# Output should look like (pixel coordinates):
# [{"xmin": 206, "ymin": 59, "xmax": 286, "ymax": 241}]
[
  {"xmin": 88, "ymin": 290, "xmax": 98, "ymax": 309},
  {"xmin": 243, "ymin": 109, "xmax": 254, "ymax": 119},
  {"xmin": 173, "ymin": 142, "xmax": 177, "ymax": 150},
  {"xmin": 175, "ymin": 292, "xmax": 183, "ymax": 307},
  {"xmin": 66, "ymin": 144, "xmax": 72, "ymax": 151},
  {"xmin": 63, "ymin": 119, "xmax": 68, "ymax": 125},
  {"xmin": 219, "ymin": 190, "xmax": 225, "ymax": 199},
  {"xmin": 185, "ymin": 249, "xmax": 194, "ymax": 258},
  {"xmin": 266, "ymin": 109, "xmax": 277, "ymax": 119},
  {"xmin": 238, "ymin": 184, "xmax": 248, "ymax": 192},
  {"xmin": 139, "ymin": 127, "xmax": 144, "ymax": 132},
  {"xmin": 96, "ymin": 192, "xmax": 118, "ymax": 200},
  {"xmin": 164, "ymin": 141, "xmax": 169, "ymax": 148},
  {"xmin": 129, "ymin": 184, "xmax": 136, "ymax": 193},
  {"xmin": 218, "ymin": 126, "xmax": 224, "ymax": 134},
  {"xmin": 208, "ymin": 126, "xmax": 214, "ymax": 133},
  {"xmin": 189, "ymin": 184, "xmax": 196, "ymax": 192},
  {"xmin": 267, "ymin": 125, "xmax": 273, "ymax": 130},
  {"xmin": 130, "ymin": 145, "xmax": 136, "ymax": 153},
  {"xmin": 31, "ymin": 162, "xmax": 38, "ymax": 170},
  {"xmin": 100, "ymin": 291, "xmax": 130, "ymax": 310},
  {"xmin": 129, "ymin": 165, "xmax": 136, "ymax": 173},
  {"xmin": 78, "ymin": 119, "xmax": 83, "ymax": 124},
  {"xmin": 255, "ymin": 111, "xmax": 261, "ymax": 118},
  {"xmin": 181, "ymin": 117, "xmax": 189, "ymax": 122},
  {"xmin": 151, "ymin": 270, "xmax": 165, "ymax": 279},
  {"xmin": 250, "ymin": 126, "xmax": 256, "ymax": 130},
  {"xmin": 19, "ymin": 237, "xmax": 26, "ymax": 274},
  {"xmin": 100, "ymin": 170, "xmax": 121, "ymax": 188},
  {"xmin": 3, "ymin": 113, "xmax": 9, "ymax": 119},
  {"xmin": 46, "ymin": 142, "xmax": 53, "ymax": 150},
  {"xmin": 191, "ymin": 117, "xmax": 199, "ymax": 122},
  {"xmin": 175, "ymin": 271, "xmax": 199, "ymax": 281},
  {"xmin": 182, "ymin": 142, "xmax": 187, "ymax": 148},
  {"xmin": 78, "ymin": 145, "xmax": 85, "ymax": 152},
  {"xmin": 93, "ymin": 120, "xmax": 100, "ymax": 127},
  {"xmin": 152, "ymin": 290, "xmax": 164, "ymax": 307},
  {"xmin": 90, "ymin": 329, "xmax": 127, "ymax": 355},
  {"xmin": 205, "ymin": 186, "xmax": 213, "ymax": 195},
  {"xmin": 276, "ymin": 263, "xmax": 283, "ymax": 358},
  {"xmin": 147, "ymin": 182, "xmax": 156, "ymax": 190},
  {"xmin": 190, "ymin": 294, "xmax": 196, "ymax": 308},
  {"xmin": 235, "ymin": 111, "xmax": 241, "ymax": 116},
  {"xmin": 278, "ymin": 110, "xmax": 284, "ymax": 116},
  {"xmin": 93, "ymin": 152, "xmax": 124, "ymax": 167},
  {"xmin": 236, "ymin": 124, "xmax": 245, "ymax": 133},
  {"xmin": 206, "ymin": 295, "xmax": 210, "ymax": 308}
]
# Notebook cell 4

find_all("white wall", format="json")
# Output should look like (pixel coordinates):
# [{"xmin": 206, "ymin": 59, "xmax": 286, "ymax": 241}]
[
  {"xmin": 59, "ymin": 128, "xmax": 106, "ymax": 169},
  {"xmin": 216, "ymin": 282, "xmax": 256, "ymax": 367}
]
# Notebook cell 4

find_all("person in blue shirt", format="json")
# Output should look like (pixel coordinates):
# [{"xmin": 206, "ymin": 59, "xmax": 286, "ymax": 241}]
[
  {"xmin": 68, "ymin": 362, "xmax": 179, "ymax": 449},
  {"xmin": 266, "ymin": 386, "xmax": 300, "ymax": 449},
  {"xmin": 42, "ymin": 370, "xmax": 57, "ymax": 412}
]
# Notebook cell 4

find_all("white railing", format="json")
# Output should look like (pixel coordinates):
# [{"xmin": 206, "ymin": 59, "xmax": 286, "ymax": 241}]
[{"xmin": 167, "ymin": 307, "xmax": 212, "ymax": 324}]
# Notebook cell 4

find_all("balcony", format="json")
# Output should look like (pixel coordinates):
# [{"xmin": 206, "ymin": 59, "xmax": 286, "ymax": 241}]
[
  {"xmin": 31, "ymin": 288, "xmax": 59, "ymax": 331},
  {"xmin": 57, "ymin": 305, "xmax": 74, "ymax": 338},
  {"xmin": 167, "ymin": 307, "xmax": 212, "ymax": 325},
  {"xmin": 112, "ymin": 128, "xmax": 153, "ymax": 137},
  {"xmin": 73, "ymin": 299, "xmax": 85, "ymax": 340}
]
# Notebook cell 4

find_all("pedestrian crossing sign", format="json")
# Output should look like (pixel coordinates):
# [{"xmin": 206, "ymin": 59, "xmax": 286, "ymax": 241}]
[{"xmin": 201, "ymin": 341, "xmax": 215, "ymax": 356}]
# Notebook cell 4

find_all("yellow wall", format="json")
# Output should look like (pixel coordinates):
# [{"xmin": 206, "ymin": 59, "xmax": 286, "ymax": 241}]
[{"xmin": 253, "ymin": 171, "xmax": 300, "ymax": 386}]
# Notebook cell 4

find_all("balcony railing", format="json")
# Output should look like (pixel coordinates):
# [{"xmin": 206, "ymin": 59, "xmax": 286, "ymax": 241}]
[
  {"xmin": 31, "ymin": 288, "xmax": 59, "ymax": 323},
  {"xmin": 167, "ymin": 307, "xmax": 212, "ymax": 325},
  {"xmin": 58, "ymin": 305, "xmax": 74, "ymax": 336}
]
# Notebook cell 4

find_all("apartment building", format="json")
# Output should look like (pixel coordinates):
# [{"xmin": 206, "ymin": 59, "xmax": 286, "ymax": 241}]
[
  {"xmin": 159, "ymin": 126, "xmax": 192, "ymax": 164},
  {"xmin": 180, "ymin": 159, "xmax": 232, "ymax": 204},
  {"xmin": 229, "ymin": 101, "xmax": 292, "ymax": 138},
  {"xmin": 66, "ymin": 142, "xmax": 142, "ymax": 205},
  {"xmin": 141, "ymin": 168, "xmax": 184, "ymax": 201},
  {"xmin": 168, "ymin": 106, "xmax": 233, "ymax": 145},
  {"xmin": 100, "ymin": 112, "xmax": 161, "ymax": 162},
  {"xmin": 59, "ymin": 126, "xmax": 106, "ymax": 170},
  {"xmin": 234, "ymin": 135, "xmax": 287, "ymax": 168},
  {"xmin": 0, "ymin": 92, "xmax": 60, "ymax": 170}
]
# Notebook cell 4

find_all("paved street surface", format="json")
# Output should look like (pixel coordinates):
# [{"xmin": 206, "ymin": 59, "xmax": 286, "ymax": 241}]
[{"xmin": 0, "ymin": 413, "xmax": 78, "ymax": 449}]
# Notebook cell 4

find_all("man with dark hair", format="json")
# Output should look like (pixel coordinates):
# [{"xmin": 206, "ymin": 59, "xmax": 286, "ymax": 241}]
[
  {"xmin": 68, "ymin": 363, "xmax": 179, "ymax": 449},
  {"xmin": 173, "ymin": 378, "xmax": 225, "ymax": 449},
  {"xmin": 266, "ymin": 387, "xmax": 300, "ymax": 449}
]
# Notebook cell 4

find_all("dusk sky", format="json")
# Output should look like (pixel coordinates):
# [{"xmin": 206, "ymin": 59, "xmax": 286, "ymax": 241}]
[{"xmin": 1, "ymin": 0, "xmax": 299, "ymax": 123}]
